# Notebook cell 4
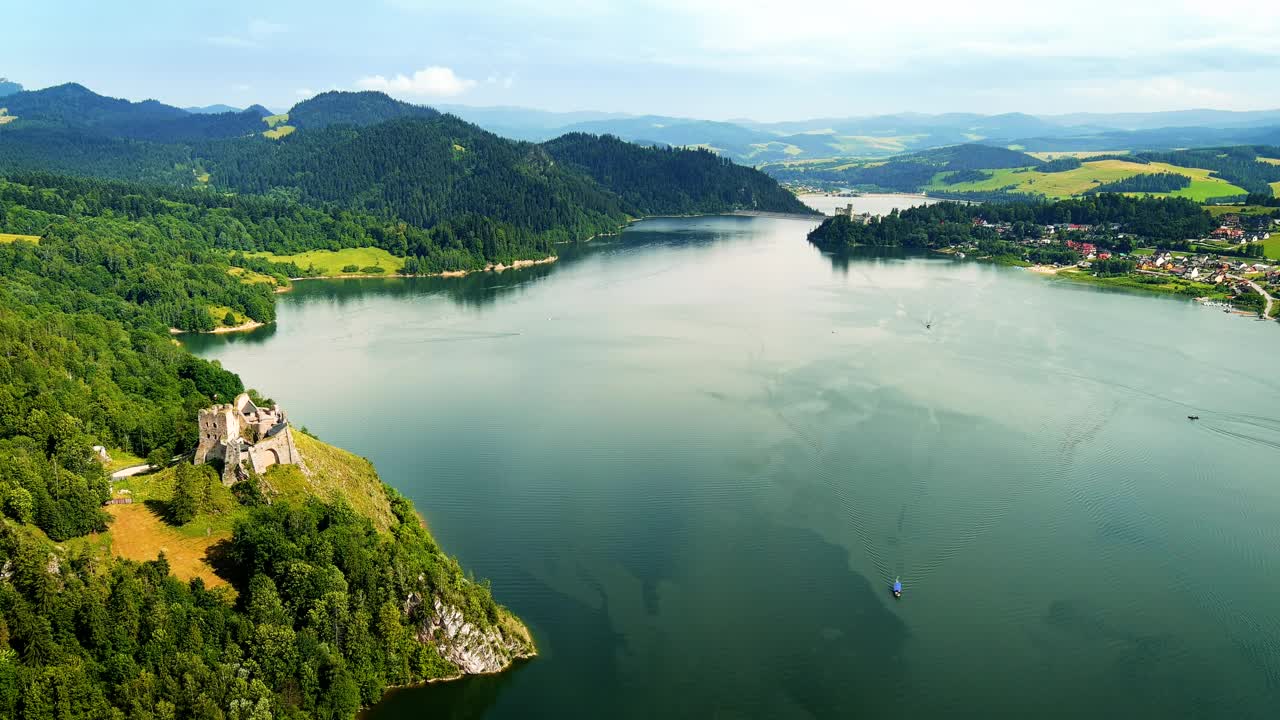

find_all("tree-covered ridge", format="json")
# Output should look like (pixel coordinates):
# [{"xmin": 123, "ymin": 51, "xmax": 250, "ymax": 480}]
[
  {"xmin": 0, "ymin": 83, "xmax": 270, "ymax": 143},
  {"xmin": 287, "ymin": 91, "xmax": 440, "ymax": 130},
  {"xmin": 808, "ymin": 194, "xmax": 1215, "ymax": 250},
  {"xmin": 203, "ymin": 117, "xmax": 632, "ymax": 245},
  {"xmin": 1083, "ymin": 172, "xmax": 1191, "ymax": 195},
  {"xmin": 542, "ymin": 133, "xmax": 815, "ymax": 215}
]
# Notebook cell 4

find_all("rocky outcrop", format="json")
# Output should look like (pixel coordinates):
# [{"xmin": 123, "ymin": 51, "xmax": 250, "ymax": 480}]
[{"xmin": 410, "ymin": 594, "xmax": 536, "ymax": 675}]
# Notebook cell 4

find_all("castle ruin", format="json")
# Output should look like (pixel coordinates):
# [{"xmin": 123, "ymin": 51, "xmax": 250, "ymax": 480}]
[{"xmin": 194, "ymin": 392, "xmax": 301, "ymax": 485}]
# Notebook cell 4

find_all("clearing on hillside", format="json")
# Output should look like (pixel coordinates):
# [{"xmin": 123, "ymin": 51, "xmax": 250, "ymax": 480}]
[
  {"xmin": 0, "ymin": 233, "xmax": 40, "ymax": 244},
  {"xmin": 263, "ymin": 113, "xmax": 289, "ymax": 128},
  {"xmin": 264, "ymin": 125, "xmax": 295, "ymax": 139},
  {"xmin": 928, "ymin": 159, "xmax": 1246, "ymax": 201},
  {"xmin": 245, "ymin": 246, "xmax": 405, "ymax": 276},
  {"xmin": 266, "ymin": 430, "xmax": 397, "ymax": 532},
  {"xmin": 103, "ymin": 504, "xmax": 232, "ymax": 588}
]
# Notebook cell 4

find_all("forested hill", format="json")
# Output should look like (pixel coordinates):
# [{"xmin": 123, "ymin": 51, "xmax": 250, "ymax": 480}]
[
  {"xmin": 543, "ymin": 133, "xmax": 815, "ymax": 215},
  {"xmin": 204, "ymin": 116, "xmax": 631, "ymax": 242},
  {"xmin": 287, "ymin": 90, "xmax": 440, "ymax": 129},
  {"xmin": 0, "ymin": 82, "xmax": 270, "ymax": 142}
]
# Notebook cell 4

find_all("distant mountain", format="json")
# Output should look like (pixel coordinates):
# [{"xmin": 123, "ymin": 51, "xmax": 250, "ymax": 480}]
[
  {"xmin": 0, "ymin": 77, "xmax": 22, "ymax": 97},
  {"xmin": 287, "ymin": 91, "xmax": 439, "ymax": 129},
  {"xmin": 1045, "ymin": 109, "xmax": 1280, "ymax": 131},
  {"xmin": 438, "ymin": 103, "xmax": 1280, "ymax": 165},
  {"xmin": 1, "ymin": 83, "xmax": 187, "ymax": 128},
  {"xmin": 0, "ymin": 83, "xmax": 271, "ymax": 142},
  {"xmin": 185, "ymin": 103, "xmax": 243, "ymax": 114}
]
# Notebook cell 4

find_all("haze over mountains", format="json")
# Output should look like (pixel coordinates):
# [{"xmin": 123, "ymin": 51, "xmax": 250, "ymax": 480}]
[
  {"xmin": 6, "ymin": 79, "xmax": 1280, "ymax": 166},
  {"xmin": 434, "ymin": 106, "xmax": 1280, "ymax": 163}
]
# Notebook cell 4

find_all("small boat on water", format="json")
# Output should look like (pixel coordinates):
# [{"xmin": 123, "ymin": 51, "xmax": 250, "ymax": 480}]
[
  {"xmin": 1188, "ymin": 415, "xmax": 1200, "ymax": 421},
  {"xmin": 892, "ymin": 578, "xmax": 902, "ymax": 599}
]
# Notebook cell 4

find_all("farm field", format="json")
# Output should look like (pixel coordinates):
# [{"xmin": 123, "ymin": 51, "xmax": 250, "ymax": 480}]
[
  {"xmin": 929, "ymin": 159, "xmax": 1247, "ymax": 200},
  {"xmin": 1206, "ymin": 205, "xmax": 1278, "ymax": 217},
  {"xmin": 264, "ymin": 124, "xmax": 295, "ymax": 139},
  {"xmin": 1027, "ymin": 150, "xmax": 1127, "ymax": 160},
  {"xmin": 244, "ymin": 246, "xmax": 405, "ymax": 275}
]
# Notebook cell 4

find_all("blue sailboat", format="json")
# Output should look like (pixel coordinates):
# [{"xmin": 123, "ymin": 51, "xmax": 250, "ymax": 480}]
[{"xmin": 892, "ymin": 577, "xmax": 902, "ymax": 599}]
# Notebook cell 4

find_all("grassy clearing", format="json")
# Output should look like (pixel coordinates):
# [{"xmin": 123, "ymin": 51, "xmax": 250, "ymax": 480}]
[
  {"xmin": 194, "ymin": 170, "xmax": 211, "ymax": 184},
  {"xmin": 98, "ymin": 464, "xmax": 238, "ymax": 588},
  {"xmin": 929, "ymin": 159, "xmax": 1246, "ymax": 200},
  {"xmin": 1206, "ymin": 205, "xmax": 1278, "ymax": 217},
  {"xmin": 1257, "ymin": 156, "xmax": 1280, "ymax": 166},
  {"xmin": 269, "ymin": 431, "xmax": 397, "ymax": 532},
  {"xmin": 0, "ymin": 232, "xmax": 40, "ymax": 244},
  {"xmin": 245, "ymin": 246, "xmax": 405, "ymax": 276},
  {"xmin": 102, "ymin": 504, "xmax": 233, "ymax": 588},
  {"xmin": 263, "ymin": 113, "xmax": 289, "ymax": 128},
  {"xmin": 1271, "ymin": 181, "xmax": 1280, "ymax": 196},
  {"xmin": 1261, "ymin": 236, "xmax": 1280, "ymax": 260},
  {"xmin": 264, "ymin": 125, "xmax": 295, "ymax": 140},
  {"xmin": 207, "ymin": 304, "xmax": 249, "ymax": 326},
  {"xmin": 227, "ymin": 265, "xmax": 284, "ymax": 288}
]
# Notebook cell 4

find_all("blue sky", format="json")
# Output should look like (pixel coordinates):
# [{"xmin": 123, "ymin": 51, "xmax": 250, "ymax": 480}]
[{"xmin": 7, "ymin": 0, "xmax": 1279, "ymax": 120}]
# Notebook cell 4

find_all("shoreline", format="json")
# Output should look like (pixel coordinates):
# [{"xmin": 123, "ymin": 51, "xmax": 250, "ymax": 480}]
[
  {"xmin": 283, "ymin": 255, "xmax": 559, "ymax": 285},
  {"xmin": 169, "ymin": 320, "xmax": 266, "ymax": 335}
]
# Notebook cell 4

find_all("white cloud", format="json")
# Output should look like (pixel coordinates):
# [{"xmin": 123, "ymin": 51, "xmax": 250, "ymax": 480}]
[
  {"xmin": 356, "ymin": 66, "xmax": 477, "ymax": 97},
  {"xmin": 232, "ymin": 83, "xmax": 252, "ymax": 92},
  {"xmin": 204, "ymin": 18, "xmax": 288, "ymax": 48},
  {"xmin": 295, "ymin": 88, "xmax": 316, "ymax": 98}
]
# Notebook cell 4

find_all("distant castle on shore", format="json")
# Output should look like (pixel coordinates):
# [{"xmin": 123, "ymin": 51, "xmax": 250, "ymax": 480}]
[
  {"xmin": 194, "ymin": 392, "xmax": 300, "ymax": 485},
  {"xmin": 834, "ymin": 204, "xmax": 874, "ymax": 224}
]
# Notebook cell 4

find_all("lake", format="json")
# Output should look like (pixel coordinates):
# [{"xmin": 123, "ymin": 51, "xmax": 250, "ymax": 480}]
[{"xmin": 185, "ymin": 216, "xmax": 1280, "ymax": 718}]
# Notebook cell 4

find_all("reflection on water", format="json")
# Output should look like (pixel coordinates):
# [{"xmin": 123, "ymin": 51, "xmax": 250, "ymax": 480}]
[{"xmin": 188, "ymin": 216, "xmax": 1280, "ymax": 719}]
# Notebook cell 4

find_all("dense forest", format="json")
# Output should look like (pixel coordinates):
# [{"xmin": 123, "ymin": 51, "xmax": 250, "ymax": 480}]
[
  {"xmin": 542, "ymin": 133, "xmax": 814, "ymax": 215},
  {"xmin": 808, "ymin": 194, "xmax": 1216, "ymax": 251},
  {"xmin": 1084, "ymin": 172, "xmax": 1191, "ymax": 194},
  {"xmin": 0, "ymin": 171, "xmax": 528, "ymax": 718}
]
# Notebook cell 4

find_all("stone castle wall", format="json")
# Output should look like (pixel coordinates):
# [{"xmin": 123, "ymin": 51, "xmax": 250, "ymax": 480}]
[{"xmin": 194, "ymin": 393, "xmax": 299, "ymax": 485}]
